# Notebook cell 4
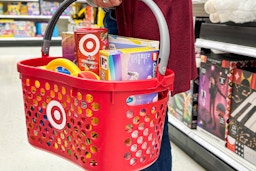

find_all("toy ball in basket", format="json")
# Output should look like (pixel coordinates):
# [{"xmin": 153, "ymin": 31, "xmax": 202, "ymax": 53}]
[{"xmin": 17, "ymin": 0, "xmax": 174, "ymax": 170}]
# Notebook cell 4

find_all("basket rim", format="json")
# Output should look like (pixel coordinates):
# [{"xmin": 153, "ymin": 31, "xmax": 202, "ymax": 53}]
[{"xmin": 17, "ymin": 57, "xmax": 174, "ymax": 92}]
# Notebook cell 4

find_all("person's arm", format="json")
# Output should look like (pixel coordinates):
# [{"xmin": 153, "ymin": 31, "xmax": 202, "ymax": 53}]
[{"xmin": 86, "ymin": 0, "xmax": 122, "ymax": 7}]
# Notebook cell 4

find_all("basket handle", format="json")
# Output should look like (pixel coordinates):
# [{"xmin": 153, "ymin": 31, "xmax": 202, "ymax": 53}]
[
  {"xmin": 42, "ymin": 0, "xmax": 170, "ymax": 75},
  {"xmin": 41, "ymin": 0, "xmax": 76, "ymax": 58}
]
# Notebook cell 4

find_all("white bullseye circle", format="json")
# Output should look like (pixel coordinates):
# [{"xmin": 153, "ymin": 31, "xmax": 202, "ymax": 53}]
[
  {"xmin": 46, "ymin": 100, "xmax": 66, "ymax": 130},
  {"xmin": 79, "ymin": 34, "xmax": 100, "ymax": 57},
  {"xmin": 54, "ymin": 110, "xmax": 61, "ymax": 120},
  {"xmin": 86, "ymin": 41, "xmax": 94, "ymax": 49}
]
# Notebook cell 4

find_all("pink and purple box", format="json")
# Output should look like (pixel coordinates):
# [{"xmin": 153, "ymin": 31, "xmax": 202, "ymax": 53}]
[
  {"xmin": 99, "ymin": 47, "xmax": 159, "ymax": 105},
  {"xmin": 99, "ymin": 47, "xmax": 159, "ymax": 81}
]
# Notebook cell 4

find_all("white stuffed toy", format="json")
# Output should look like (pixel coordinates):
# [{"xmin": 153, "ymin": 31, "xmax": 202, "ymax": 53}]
[{"xmin": 204, "ymin": 0, "xmax": 256, "ymax": 23}]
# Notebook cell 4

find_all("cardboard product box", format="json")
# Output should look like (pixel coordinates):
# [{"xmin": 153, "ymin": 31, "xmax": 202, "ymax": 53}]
[
  {"xmin": 227, "ymin": 68, "xmax": 256, "ymax": 166},
  {"xmin": 74, "ymin": 28, "xmax": 108, "ymax": 74},
  {"xmin": 108, "ymin": 34, "xmax": 159, "ymax": 50},
  {"xmin": 168, "ymin": 68, "xmax": 199, "ymax": 129},
  {"xmin": 13, "ymin": 21, "xmax": 35, "ymax": 37},
  {"xmin": 27, "ymin": 2, "xmax": 40, "ymax": 15},
  {"xmin": 61, "ymin": 32, "xmax": 76, "ymax": 62},
  {"xmin": 0, "ymin": 19, "xmax": 14, "ymax": 38},
  {"xmin": 197, "ymin": 52, "xmax": 256, "ymax": 146},
  {"xmin": 99, "ymin": 46, "xmax": 159, "ymax": 81},
  {"xmin": 99, "ymin": 46, "xmax": 159, "ymax": 105}
]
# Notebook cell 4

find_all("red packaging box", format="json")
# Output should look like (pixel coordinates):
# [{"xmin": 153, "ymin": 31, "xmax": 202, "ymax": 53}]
[{"xmin": 74, "ymin": 28, "xmax": 108, "ymax": 74}]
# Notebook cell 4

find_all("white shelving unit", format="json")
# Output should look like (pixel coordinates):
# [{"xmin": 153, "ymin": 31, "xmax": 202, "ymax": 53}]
[
  {"xmin": 0, "ymin": 0, "xmax": 38, "ymax": 2},
  {"xmin": 195, "ymin": 38, "xmax": 256, "ymax": 58},
  {"xmin": 0, "ymin": 14, "xmax": 70, "ymax": 19},
  {"xmin": 0, "ymin": 0, "xmax": 72, "ymax": 46},
  {"xmin": 169, "ymin": 115, "xmax": 256, "ymax": 171},
  {"xmin": 0, "ymin": 36, "xmax": 61, "ymax": 41},
  {"xmin": 168, "ymin": 34, "xmax": 256, "ymax": 170}
]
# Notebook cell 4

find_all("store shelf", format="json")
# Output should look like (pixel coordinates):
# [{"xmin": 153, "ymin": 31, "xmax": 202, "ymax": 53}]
[
  {"xmin": 192, "ymin": 0, "xmax": 208, "ymax": 17},
  {"xmin": 0, "ymin": 37, "xmax": 62, "ymax": 46},
  {"xmin": 195, "ymin": 38, "xmax": 256, "ymax": 58},
  {"xmin": 0, "ymin": 0, "xmax": 38, "ymax": 2},
  {"xmin": 192, "ymin": 0, "xmax": 207, "ymax": 4},
  {"xmin": 168, "ymin": 115, "xmax": 256, "ymax": 171},
  {"xmin": 0, "ymin": 37, "xmax": 61, "ymax": 41},
  {"xmin": 0, "ymin": 15, "xmax": 70, "ymax": 20}
]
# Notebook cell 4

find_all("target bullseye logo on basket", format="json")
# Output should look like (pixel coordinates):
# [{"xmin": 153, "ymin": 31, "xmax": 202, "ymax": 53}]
[{"xmin": 46, "ymin": 100, "xmax": 66, "ymax": 130}]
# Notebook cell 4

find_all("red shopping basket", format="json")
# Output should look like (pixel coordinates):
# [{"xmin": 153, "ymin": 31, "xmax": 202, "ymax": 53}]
[{"xmin": 17, "ymin": 0, "xmax": 174, "ymax": 170}]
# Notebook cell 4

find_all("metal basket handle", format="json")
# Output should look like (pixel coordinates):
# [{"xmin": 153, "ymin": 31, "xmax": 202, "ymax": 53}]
[{"xmin": 42, "ymin": 0, "xmax": 170, "ymax": 75}]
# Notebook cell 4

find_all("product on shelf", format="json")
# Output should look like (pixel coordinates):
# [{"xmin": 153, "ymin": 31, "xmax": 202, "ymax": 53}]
[
  {"xmin": 108, "ymin": 34, "xmax": 160, "ymax": 50},
  {"xmin": 227, "ymin": 68, "xmax": 256, "ymax": 166},
  {"xmin": 40, "ymin": 0, "xmax": 70, "ymax": 16},
  {"xmin": 99, "ymin": 46, "xmax": 159, "ymax": 81},
  {"xmin": 0, "ymin": 2, "xmax": 4, "ymax": 15},
  {"xmin": 4, "ymin": 1, "xmax": 39, "ymax": 16},
  {"xmin": 20, "ymin": 2, "xmax": 28, "ymax": 15},
  {"xmin": 197, "ymin": 52, "xmax": 256, "ymax": 146},
  {"xmin": 35, "ymin": 22, "xmax": 58, "ymax": 37},
  {"xmin": 7, "ymin": 2, "xmax": 21, "ymax": 15},
  {"xmin": 168, "ymin": 67, "xmax": 199, "ymax": 129},
  {"xmin": 0, "ymin": 19, "xmax": 14, "ymax": 37},
  {"xmin": 74, "ymin": 27, "xmax": 108, "ymax": 74},
  {"xmin": 13, "ymin": 21, "xmax": 35, "ymax": 37},
  {"xmin": 27, "ymin": 2, "xmax": 40, "ymax": 15},
  {"xmin": 69, "ymin": 3, "xmax": 105, "ymax": 30}
]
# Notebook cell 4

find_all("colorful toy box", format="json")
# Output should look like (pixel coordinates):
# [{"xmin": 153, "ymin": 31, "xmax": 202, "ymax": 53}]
[
  {"xmin": 227, "ymin": 68, "xmax": 256, "ymax": 166},
  {"xmin": 7, "ymin": 2, "xmax": 21, "ymax": 15},
  {"xmin": 74, "ymin": 28, "xmax": 108, "ymax": 74},
  {"xmin": 40, "ymin": 0, "xmax": 70, "ymax": 16},
  {"xmin": 13, "ymin": 21, "xmax": 35, "ymax": 37},
  {"xmin": 20, "ymin": 2, "xmax": 28, "ymax": 15},
  {"xmin": 27, "ymin": 2, "xmax": 40, "ymax": 15},
  {"xmin": 100, "ymin": 46, "xmax": 159, "ymax": 105},
  {"xmin": 168, "ymin": 68, "xmax": 199, "ymax": 129},
  {"xmin": 108, "ymin": 34, "xmax": 159, "ymax": 49},
  {"xmin": 0, "ymin": 19, "xmax": 14, "ymax": 38},
  {"xmin": 0, "ymin": 2, "xmax": 3, "ymax": 15},
  {"xmin": 197, "ymin": 52, "xmax": 256, "ymax": 146},
  {"xmin": 61, "ymin": 32, "xmax": 76, "ymax": 62},
  {"xmin": 99, "ymin": 46, "xmax": 159, "ymax": 81},
  {"xmin": 40, "ymin": 0, "xmax": 59, "ymax": 16}
]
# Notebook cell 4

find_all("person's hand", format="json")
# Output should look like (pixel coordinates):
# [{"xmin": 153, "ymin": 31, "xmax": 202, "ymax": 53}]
[{"xmin": 93, "ymin": 0, "xmax": 122, "ymax": 8}]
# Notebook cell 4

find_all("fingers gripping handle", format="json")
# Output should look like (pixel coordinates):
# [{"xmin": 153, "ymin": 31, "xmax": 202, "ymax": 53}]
[{"xmin": 42, "ymin": 0, "xmax": 170, "ymax": 76}]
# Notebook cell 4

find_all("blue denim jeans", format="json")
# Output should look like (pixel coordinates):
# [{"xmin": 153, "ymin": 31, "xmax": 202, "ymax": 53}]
[
  {"xmin": 103, "ymin": 10, "xmax": 172, "ymax": 171},
  {"xmin": 103, "ymin": 9, "xmax": 118, "ymax": 35}
]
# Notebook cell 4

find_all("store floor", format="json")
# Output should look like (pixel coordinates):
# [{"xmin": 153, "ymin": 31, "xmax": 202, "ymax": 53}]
[{"xmin": 0, "ymin": 47, "xmax": 205, "ymax": 171}]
